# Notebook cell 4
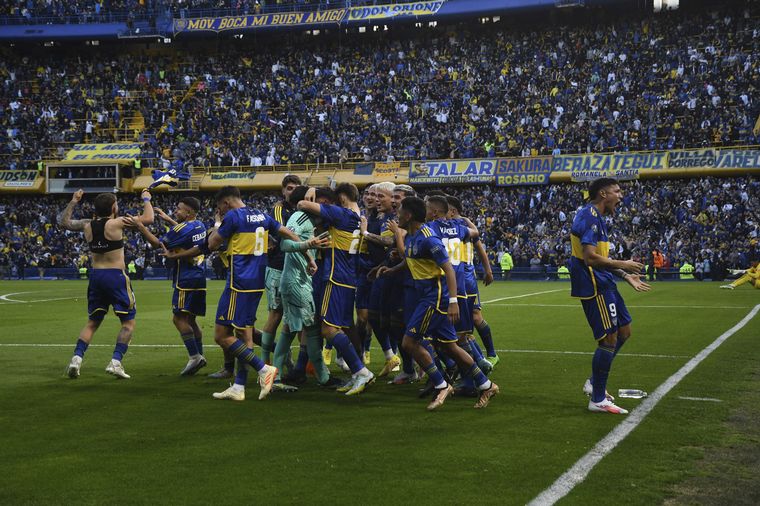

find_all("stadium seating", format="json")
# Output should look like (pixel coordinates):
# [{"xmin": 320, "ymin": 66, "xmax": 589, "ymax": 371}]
[
  {"xmin": 2, "ymin": 4, "xmax": 759, "ymax": 172},
  {"xmin": 1, "ymin": 177, "xmax": 757, "ymax": 278}
]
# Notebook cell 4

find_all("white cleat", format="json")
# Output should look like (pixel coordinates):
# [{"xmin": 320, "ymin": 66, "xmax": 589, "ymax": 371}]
[
  {"xmin": 588, "ymin": 399, "xmax": 628, "ymax": 415},
  {"xmin": 212, "ymin": 384, "xmax": 245, "ymax": 401},
  {"xmin": 105, "ymin": 359, "xmax": 131, "ymax": 379},
  {"xmin": 67, "ymin": 355, "xmax": 82, "ymax": 379},
  {"xmin": 272, "ymin": 382, "xmax": 299, "ymax": 393},
  {"xmin": 336, "ymin": 376, "xmax": 356, "ymax": 393},
  {"xmin": 583, "ymin": 378, "xmax": 614, "ymax": 401},
  {"xmin": 346, "ymin": 370, "xmax": 375, "ymax": 396},
  {"xmin": 719, "ymin": 285, "xmax": 734, "ymax": 290},
  {"xmin": 180, "ymin": 355, "xmax": 207, "ymax": 376},
  {"xmin": 335, "ymin": 357, "xmax": 351, "ymax": 373},
  {"xmin": 390, "ymin": 371, "xmax": 416, "ymax": 385},
  {"xmin": 258, "ymin": 365, "xmax": 278, "ymax": 400}
]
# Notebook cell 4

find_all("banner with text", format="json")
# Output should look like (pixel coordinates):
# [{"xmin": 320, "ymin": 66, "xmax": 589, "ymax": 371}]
[
  {"xmin": 666, "ymin": 148, "xmax": 760, "ymax": 170},
  {"xmin": 64, "ymin": 143, "xmax": 142, "ymax": 162},
  {"xmin": 0, "ymin": 170, "xmax": 38, "ymax": 188},
  {"xmin": 495, "ymin": 156, "xmax": 552, "ymax": 186},
  {"xmin": 553, "ymin": 152, "xmax": 665, "ymax": 181},
  {"xmin": 409, "ymin": 159, "xmax": 496, "ymax": 185},
  {"xmin": 173, "ymin": 8, "xmax": 346, "ymax": 33},
  {"xmin": 372, "ymin": 162, "xmax": 403, "ymax": 179},
  {"xmin": 348, "ymin": 1, "xmax": 444, "ymax": 21}
]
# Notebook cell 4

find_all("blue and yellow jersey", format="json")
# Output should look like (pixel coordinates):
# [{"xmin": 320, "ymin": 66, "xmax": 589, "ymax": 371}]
[
  {"xmin": 216, "ymin": 207, "xmax": 281, "ymax": 292},
  {"xmin": 357, "ymin": 210, "xmax": 385, "ymax": 273},
  {"xmin": 320, "ymin": 203, "xmax": 362, "ymax": 288},
  {"xmin": 162, "ymin": 219, "xmax": 207, "ymax": 290},
  {"xmin": 427, "ymin": 218, "xmax": 470, "ymax": 296},
  {"xmin": 267, "ymin": 200, "xmax": 295, "ymax": 271},
  {"xmin": 404, "ymin": 224, "xmax": 451, "ymax": 312},
  {"xmin": 569, "ymin": 203, "xmax": 615, "ymax": 298}
]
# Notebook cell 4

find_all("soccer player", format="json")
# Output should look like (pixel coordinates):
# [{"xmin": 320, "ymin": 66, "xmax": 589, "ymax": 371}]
[
  {"xmin": 720, "ymin": 261, "xmax": 760, "ymax": 289},
  {"xmin": 426, "ymin": 196, "xmax": 492, "ymax": 393},
  {"xmin": 297, "ymin": 182, "xmax": 376, "ymax": 396},
  {"xmin": 445, "ymin": 195, "xmax": 499, "ymax": 366},
  {"xmin": 378, "ymin": 196, "xmax": 499, "ymax": 410},
  {"xmin": 355, "ymin": 184, "xmax": 379, "ymax": 364},
  {"xmin": 569, "ymin": 178, "xmax": 651, "ymax": 415},
  {"xmin": 271, "ymin": 185, "xmax": 339, "ymax": 389},
  {"xmin": 63, "ymin": 189, "xmax": 154, "ymax": 379},
  {"xmin": 360, "ymin": 181, "xmax": 402, "ymax": 377},
  {"xmin": 261, "ymin": 175, "xmax": 302, "ymax": 364},
  {"xmin": 185, "ymin": 186, "xmax": 299, "ymax": 401},
  {"xmin": 125, "ymin": 197, "xmax": 208, "ymax": 376}
]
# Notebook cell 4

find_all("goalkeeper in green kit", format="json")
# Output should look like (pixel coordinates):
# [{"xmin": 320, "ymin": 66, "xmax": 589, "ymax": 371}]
[{"xmin": 271, "ymin": 185, "xmax": 341, "ymax": 390}]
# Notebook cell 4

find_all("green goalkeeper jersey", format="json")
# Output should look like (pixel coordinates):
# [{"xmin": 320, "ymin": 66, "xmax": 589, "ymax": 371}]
[{"xmin": 280, "ymin": 210, "xmax": 316, "ymax": 287}]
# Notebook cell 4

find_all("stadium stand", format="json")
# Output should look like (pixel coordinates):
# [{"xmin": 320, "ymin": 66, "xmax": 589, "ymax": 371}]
[
  {"xmin": 1, "ymin": 3, "xmax": 759, "ymax": 171},
  {"xmin": 1, "ymin": 177, "xmax": 757, "ymax": 279}
]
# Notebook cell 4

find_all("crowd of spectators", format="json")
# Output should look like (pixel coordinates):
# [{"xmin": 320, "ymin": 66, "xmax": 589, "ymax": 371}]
[
  {"xmin": 1, "ymin": 176, "xmax": 757, "ymax": 279},
  {"xmin": 2, "ymin": 4, "xmax": 759, "ymax": 172}
]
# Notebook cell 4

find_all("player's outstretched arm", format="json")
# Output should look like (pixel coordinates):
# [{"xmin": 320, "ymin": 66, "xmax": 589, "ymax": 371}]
[
  {"xmin": 612, "ymin": 268, "xmax": 652, "ymax": 292},
  {"xmin": 138, "ymin": 190, "xmax": 154, "ymax": 225},
  {"xmin": 60, "ymin": 189, "xmax": 90, "ymax": 232},
  {"xmin": 582, "ymin": 244, "xmax": 643, "ymax": 274},
  {"xmin": 474, "ymin": 240, "xmax": 493, "ymax": 285},
  {"xmin": 388, "ymin": 219, "xmax": 407, "ymax": 258},
  {"xmin": 122, "ymin": 216, "xmax": 162, "ymax": 249},
  {"xmin": 376, "ymin": 258, "xmax": 408, "ymax": 279},
  {"xmin": 360, "ymin": 216, "xmax": 395, "ymax": 247},
  {"xmin": 297, "ymin": 201, "xmax": 321, "ymax": 216},
  {"xmin": 154, "ymin": 208, "xmax": 178, "ymax": 227},
  {"xmin": 460, "ymin": 216, "xmax": 480, "ymax": 240}
]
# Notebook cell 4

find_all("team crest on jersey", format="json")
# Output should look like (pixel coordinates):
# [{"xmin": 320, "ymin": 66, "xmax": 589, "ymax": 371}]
[{"xmin": 591, "ymin": 224, "xmax": 598, "ymax": 232}]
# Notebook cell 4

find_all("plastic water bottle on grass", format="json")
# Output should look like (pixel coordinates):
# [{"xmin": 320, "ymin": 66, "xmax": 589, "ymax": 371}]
[{"xmin": 618, "ymin": 389, "xmax": 647, "ymax": 399}]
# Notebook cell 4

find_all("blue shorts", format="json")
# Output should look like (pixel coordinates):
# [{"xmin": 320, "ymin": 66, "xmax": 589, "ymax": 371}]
[
  {"xmin": 580, "ymin": 288, "xmax": 632, "ymax": 340},
  {"xmin": 466, "ymin": 275, "xmax": 481, "ymax": 311},
  {"xmin": 405, "ymin": 303, "xmax": 458, "ymax": 343},
  {"xmin": 216, "ymin": 286, "xmax": 263, "ymax": 329},
  {"xmin": 368, "ymin": 276, "xmax": 386, "ymax": 312},
  {"xmin": 454, "ymin": 296, "xmax": 473, "ymax": 334},
  {"xmin": 320, "ymin": 281, "xmax": 355, "ymax": 329},
  {"xmin": 403, "ymin": 287, "xmax": 417, "ymax": 326},
  {"xmin": 381, "ymin": 276, "xmax": 405, "ymax": 315},
  {"xmin": 172, "ymin": 288, "xmax": 206, "ymax": 317},
  {"xmin": 355, "ymin": 276, "xmax": 372, "ymax": 311},
  {"xmin": 87, "ymin": 269, "xmax": 136, "ymax": 322}
]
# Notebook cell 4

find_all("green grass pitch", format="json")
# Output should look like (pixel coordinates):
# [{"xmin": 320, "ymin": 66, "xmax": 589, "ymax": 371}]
[{"xmin": 1, "ymin": 279, "xmax": 758, "ymax": 505}]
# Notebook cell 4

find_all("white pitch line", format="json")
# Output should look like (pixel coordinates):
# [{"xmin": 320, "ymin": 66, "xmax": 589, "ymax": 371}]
[
  {"xmin": 0, "ymin": 292, "xmax": 33, "ymax": 303},
  {"xmin": 494, "ymin": 349, "xmax": 688, "ymax": 359},
  {"xmin": 480, "ymin": 288, "xmax": 565, "ymax": 304},
  {"xmin": 677, "ymin": 396, "xmax": 723, "ymax": 403},
  {"xmin": 487, "ymin": 303, "xmax": 751, "ymax": 309},
  {"xmin": 0, "ymin": 297, "xmax": 80, "ymax": 305},
  {"xmin": 528, "ymin": 303, "xmax": 760, "ymax": 506}
]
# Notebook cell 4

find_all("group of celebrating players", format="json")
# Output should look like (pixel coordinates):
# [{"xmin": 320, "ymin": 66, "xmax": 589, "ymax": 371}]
[{"xmin": 60, "ymin": 175, "xmax": 650, "ymax": 414}]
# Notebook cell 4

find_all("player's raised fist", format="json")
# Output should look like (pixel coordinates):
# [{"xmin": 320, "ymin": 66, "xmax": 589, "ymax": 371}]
[
  {"xmin": 71, "ymin": 189, "xmax": 84, "ymax": 203},
  {"xmin": 141, "ymin": 189, "xmax": 152, "ymax": 201}
]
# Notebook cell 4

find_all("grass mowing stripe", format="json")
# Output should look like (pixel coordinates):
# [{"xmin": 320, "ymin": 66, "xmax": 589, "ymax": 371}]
[{"xmin": 528, "ymin": 303, "xmax": 760, "ymax": 506}]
